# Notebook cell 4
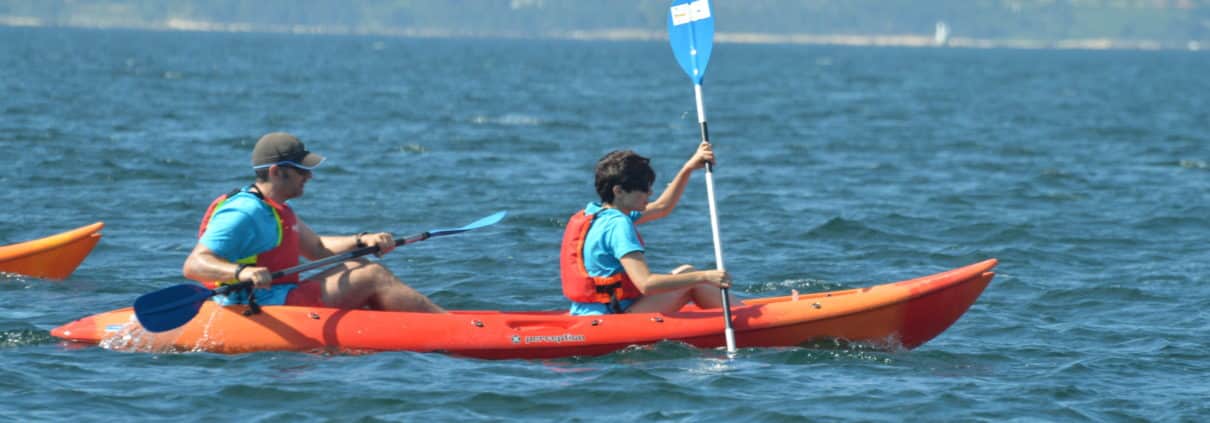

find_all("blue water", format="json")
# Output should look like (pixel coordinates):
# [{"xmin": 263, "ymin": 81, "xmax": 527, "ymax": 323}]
[{"xmin": 2, "ymin": 26, "xmax": 1209, "ymax": 421}]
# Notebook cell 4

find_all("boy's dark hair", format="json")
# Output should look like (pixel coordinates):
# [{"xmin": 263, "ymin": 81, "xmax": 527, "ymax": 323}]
[{"xmin": 594, "ymin": 150, "xmax": 655, "ymax": 204}]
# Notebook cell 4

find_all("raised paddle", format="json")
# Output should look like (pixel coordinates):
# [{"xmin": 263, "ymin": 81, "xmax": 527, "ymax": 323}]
[
  {"xmin": 668, "ymin": 0, "xmax": 736, "ymax": 354},
  {"xmin": 133, "ymin": 211, "xmax": 508, "ymax": 332}
]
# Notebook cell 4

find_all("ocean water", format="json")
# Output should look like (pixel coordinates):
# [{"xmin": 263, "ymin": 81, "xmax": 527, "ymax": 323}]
[{"xmin": 2, "ymin": 26, "xmax": 1208, "ymax": 421}]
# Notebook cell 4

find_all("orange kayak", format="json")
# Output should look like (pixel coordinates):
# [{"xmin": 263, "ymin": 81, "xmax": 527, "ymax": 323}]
[
  {"xmin": 0, "ymin": 222, "xmax": 104, "ymax": 280},
  {"xmin": 52, "ymin": 259, "xmax": 996, "ymax": 359}
]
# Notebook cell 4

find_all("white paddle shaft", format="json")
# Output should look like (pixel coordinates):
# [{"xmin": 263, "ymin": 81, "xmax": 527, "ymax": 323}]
[{"xmin": 694, "ymin": 82, "xmax": 737, "ymax": 354}]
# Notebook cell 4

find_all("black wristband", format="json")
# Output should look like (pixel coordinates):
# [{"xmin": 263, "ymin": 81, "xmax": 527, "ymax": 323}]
[
  {"xmin": 234, "ymin": 263, "xmax": 249, "ymax": 282},
  {"xmin": 355, "ymin": 232, "xmax": 369, "ymax": 248}
]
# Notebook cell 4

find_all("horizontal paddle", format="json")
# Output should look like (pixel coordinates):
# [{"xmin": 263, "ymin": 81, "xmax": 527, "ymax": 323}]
[{"xmin": 133, "ymin": 211, "xmax": 508, "ymax": 332}]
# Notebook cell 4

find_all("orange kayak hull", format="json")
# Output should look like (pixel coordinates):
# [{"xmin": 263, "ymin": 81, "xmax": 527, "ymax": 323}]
[
  {"xmin": 52, "ymin": 259, "xmax": 996, "ymax": 359},
  {"xmin": 0, "ymin": 222, "xmax": 104, "ymax": 280}
]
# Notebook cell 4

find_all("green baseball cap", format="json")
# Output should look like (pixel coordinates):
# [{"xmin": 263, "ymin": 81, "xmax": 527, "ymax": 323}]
[{"xmin": 251, "ymin": 132, "xmax": 325, "ymax": 170}]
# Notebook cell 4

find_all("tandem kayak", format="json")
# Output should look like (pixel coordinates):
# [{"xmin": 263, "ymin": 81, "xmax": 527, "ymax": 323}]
[
  {"xmin": 0, "ymin": 222, "xmax": 104, "ymax": 280},
  {"xmin": 52, "ymin": 259, "xmax": 996, "ymax": 359}
]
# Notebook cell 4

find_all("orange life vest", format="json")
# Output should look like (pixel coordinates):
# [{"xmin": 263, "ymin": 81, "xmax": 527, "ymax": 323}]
[
  {"xmin": 197, "ymin": 186, "xmax": 301, "ymax": 289},
  {"xmin": 560, "ymin": 209, "xmax": 643, "ymax": 310}
]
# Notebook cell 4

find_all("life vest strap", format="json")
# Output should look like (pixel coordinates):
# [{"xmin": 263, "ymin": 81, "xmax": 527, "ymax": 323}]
[
  {"xmin": 593, "ymin": 281, "xmax": 625, "ymax": 313},
  {"xmin": 227, "ymin": 282, "xmax": 263, "ymax": 316}
]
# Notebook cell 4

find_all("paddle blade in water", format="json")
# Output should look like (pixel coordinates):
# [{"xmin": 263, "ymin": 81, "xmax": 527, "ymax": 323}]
[
  {"xmin": 133, "ymin": 284, "xmax": 213, "ymax": 332},
  {"xmin": 667, "ymin": 0, "xmax": 715, "ymax": 84}
]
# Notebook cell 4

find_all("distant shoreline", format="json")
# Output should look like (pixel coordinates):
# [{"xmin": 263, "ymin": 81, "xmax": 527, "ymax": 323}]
[{"xmin": 1, "ymin": 16, "xmax": 1203, "ymax": 52}]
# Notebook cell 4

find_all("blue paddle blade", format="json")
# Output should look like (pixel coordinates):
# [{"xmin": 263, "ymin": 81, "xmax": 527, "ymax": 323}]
[
  {"xmin": 133, "ymin": 284, "xmax": 214, "ymax": 332},
  {"xmin": 428, "ymin": 210, "xmax": 507, "ymax": 237},
  {"xmin": 667, "ymin": 0, "xmax": 715, "ymax": 84}
]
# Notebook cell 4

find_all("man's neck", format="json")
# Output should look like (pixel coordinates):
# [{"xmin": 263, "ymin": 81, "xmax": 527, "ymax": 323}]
[{"xmin": 253, "ymin": 181, "xmax": 290, "ymax": 204}]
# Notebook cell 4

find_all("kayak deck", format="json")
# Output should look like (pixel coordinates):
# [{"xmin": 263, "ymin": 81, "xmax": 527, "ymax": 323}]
[
  {"xmin": 0, "ymin": 222, "xmax": 104, "ymax": 280},
  {"xmin": 52, "ymin": 259, "xmax": 996, "ymax": 359}
]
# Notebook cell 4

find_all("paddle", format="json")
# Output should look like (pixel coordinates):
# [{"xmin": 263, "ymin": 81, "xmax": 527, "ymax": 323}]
[
  {"xmin": 668, "ymin": 0, "xmax": 736, "ymax": 354},
  {"xmin": 133, "ymin": 211, "xmax": 508, "ymax": 332}
]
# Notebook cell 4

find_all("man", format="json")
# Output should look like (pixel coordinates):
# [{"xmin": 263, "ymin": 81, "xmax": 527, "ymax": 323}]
[{"xmin": 182, "ymin": 132, "xmax": 444, "ymax": 312}]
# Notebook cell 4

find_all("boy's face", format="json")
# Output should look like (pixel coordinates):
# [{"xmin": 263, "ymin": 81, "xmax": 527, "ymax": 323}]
[{"xmin": 612, "ymin": 184, "xmax": 652, "ymax": 212}]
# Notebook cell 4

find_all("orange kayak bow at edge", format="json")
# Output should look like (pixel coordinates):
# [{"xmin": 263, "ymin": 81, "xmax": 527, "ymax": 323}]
[
  {"xmin": 0, "ymin": 222, "xmax": 104, "ymax": 280},
  {"xmin": 52, "ymin": 259, "xmax": 997, "ymax": 359}
]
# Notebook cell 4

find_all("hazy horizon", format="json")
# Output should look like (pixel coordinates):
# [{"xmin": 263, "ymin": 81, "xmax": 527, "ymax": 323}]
[{"xmin": 2, "ymin": 0, "xmax": 1208, "ymax": 51}]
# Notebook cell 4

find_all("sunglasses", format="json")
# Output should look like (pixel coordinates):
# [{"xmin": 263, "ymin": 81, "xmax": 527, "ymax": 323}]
[
  {"xmin": 280, "ymin": 164, "xmax": 312, "ymax": 177},
  {"xmin": 253, "ymin": 160, "xmax": 317, "ymax": 170},
  {"xmin": 620, "ymin": 183, "xmax": 653, "ymax": 194},
  {"xmin": 254, "ymin": 161, "xmax": 313, "ymax": 178},
  {"xmin": 255, "ymin": 160, "xmax": 314, "ymax": 174}
]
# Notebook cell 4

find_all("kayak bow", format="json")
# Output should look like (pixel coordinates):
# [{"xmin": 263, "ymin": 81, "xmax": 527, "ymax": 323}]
[{"xmin": 0, "ymin": 222, "xmax": 104, "ymax": 280}]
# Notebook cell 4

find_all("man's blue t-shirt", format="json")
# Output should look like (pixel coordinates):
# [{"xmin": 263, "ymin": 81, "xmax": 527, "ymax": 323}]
[
  {"xmin": 199, "ymin": 191, "xmax": 280, "ymax": 262},
  {"xmin": 568, "ymin": 202, "xmax": 644, "ymax": 316},
  {"xmin": 198, "ymin": 190, "xmax": 295, "ymax": 306}
]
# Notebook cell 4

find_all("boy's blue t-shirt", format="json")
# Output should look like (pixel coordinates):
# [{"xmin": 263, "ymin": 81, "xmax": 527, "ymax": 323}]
[
  {"xmin": 569, "ymin": 202, "xmax": 644, "ymax": 316},
  {"xmin": 582, "ymin": 202, "xmax": 645, "ymax": 278}
]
